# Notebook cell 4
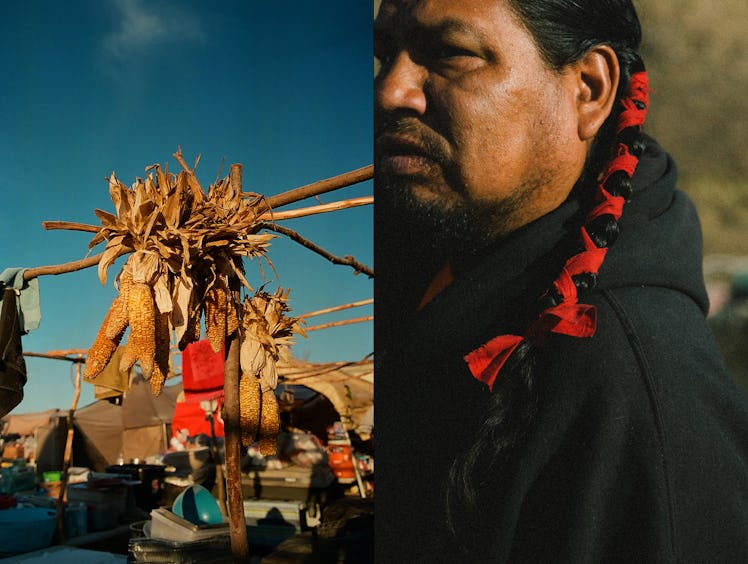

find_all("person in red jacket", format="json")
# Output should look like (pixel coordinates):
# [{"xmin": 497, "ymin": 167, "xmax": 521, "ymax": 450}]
[{"xmin": 375, "ymin": 0, "xmax": 748, "ymax": 562}]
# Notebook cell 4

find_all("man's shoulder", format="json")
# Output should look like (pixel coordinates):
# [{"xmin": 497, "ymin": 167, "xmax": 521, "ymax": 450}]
[{"xmin": 539, "ymin": 283, "xmax": 742, "ymax": 418}]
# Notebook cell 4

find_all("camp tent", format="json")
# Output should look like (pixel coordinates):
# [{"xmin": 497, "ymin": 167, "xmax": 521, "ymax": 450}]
[
  {"xmin": 2, "ymin": 408, "xmax": 60, "ymax": 437},
  {"xmin": 74, "ymin": 374, "xmax": 181, "ymax": 470},
  {"xmin": 2, "ymin": 352, "xmax": 373, "ymax": 472},
  {"xmin": 277, "ymin": 355, "xmax": 374, "ymax": 436}
]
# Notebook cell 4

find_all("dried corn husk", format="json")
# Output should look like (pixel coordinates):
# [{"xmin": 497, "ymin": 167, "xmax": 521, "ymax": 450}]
[
  {"xmin": 86, "ymin": 151, "xmax": 312, "ymax": 399},
  {"xmin": 240, "ymin": 287, "xmax": 303, "ymax": 391}
]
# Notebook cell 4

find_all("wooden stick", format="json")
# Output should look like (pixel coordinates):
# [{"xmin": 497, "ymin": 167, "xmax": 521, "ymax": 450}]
[
  {"xmin": 24, "ymin": 350, "xmax": 87, "ymax": 361},
  {"xmin": 22, "ymin": 252, "xmax": 109, "ymax": 281},
  {"xmin": 261, "ymin": 223, "xmax": 373, "ymax": 278},
  {"xmin": 303, "ymin": 315, "xmax": 374, "ymax": 332},
  {"xmin": 263, "ymin": 164, "xmax": 372, "ymax": 210},
  {"xmin": 224, "ymin": 164, "xmax": 250, "ymax": 562},
  {"xmin": 260, "ymin": 196, "xmax": 372, "ymax": 221},
  {"xmin": 42, "ymin": 221, "xmax": 99, "ymax": 234},
  {"xmin": 57, "ymin": 358, "xmax": 83, "ymax": 543},
  {"xmin": 299, "ymin": 298, "xmax": 373, "ymax": 319}
]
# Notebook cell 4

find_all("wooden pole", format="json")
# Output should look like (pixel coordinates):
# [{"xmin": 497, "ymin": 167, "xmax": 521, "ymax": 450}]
[
  {"xmin": 56, "ymin": 356, "xmax": 84, "ymax": 543},
  {"xmin": 303, "ymin": 315, "xmax": 374, "ymax": 333},
  {"xmin": 263, "ymin": 164, "xmax": 372, "ymax": 210},
  {"xmin": 224, "ymin": 163, "xmax": 249, "ymax": 562},
  {"xmin": 299, "ymin": 298, "xmax": 373, "ymax": 319}
]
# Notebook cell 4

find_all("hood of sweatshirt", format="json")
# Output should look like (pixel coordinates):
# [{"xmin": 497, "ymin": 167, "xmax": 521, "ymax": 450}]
[
  {"xmin": 598, "ymin": 136, "xmax": 708, "ymax": 313},
  {"xmin": 385, "ymin": 135, "xmax": 708, "ymax": 371}
]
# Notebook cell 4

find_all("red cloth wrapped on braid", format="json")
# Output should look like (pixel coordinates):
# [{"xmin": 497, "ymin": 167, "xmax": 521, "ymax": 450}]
[{"xmin": 465, "ymin": 71, "xmax": 650, "ymax": 390}]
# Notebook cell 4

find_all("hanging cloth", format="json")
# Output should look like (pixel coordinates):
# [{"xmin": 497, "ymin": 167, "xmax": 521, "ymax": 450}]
[
  {"xmin": 84, "ymin": 346, "xmax": 132, "ymax": 400},
  {"xmin": 0, "ymin": 268, "xmax": 41, "ymax": 333},
  {"xmin": 182, "ymin": 338, "xmax": 225, "ymax": 403},
  {"xmin": 0, "ymin": 288, "xmax": 27, "ymax": 417}
]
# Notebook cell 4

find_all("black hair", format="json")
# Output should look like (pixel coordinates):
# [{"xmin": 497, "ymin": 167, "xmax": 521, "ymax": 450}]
[{"xmin": 446, "ymin": 0, "xmax": 648, "ymax": 552}]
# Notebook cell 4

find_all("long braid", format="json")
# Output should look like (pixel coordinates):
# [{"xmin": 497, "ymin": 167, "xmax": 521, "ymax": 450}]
[{"xmin": 447, "ymin": 53, "xmax": 650, "ymax": 549}]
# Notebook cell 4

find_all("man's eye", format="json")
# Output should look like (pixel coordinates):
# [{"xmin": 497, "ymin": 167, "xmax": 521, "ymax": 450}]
[{"xmin": 435, "ymin": 45, "xmax": 477, "ymax": 60}]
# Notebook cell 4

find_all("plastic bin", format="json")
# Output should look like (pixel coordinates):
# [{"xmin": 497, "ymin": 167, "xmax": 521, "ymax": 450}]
[{"xmin": 0, "ymin": 507, "xmax": 57, "ymax": 555}]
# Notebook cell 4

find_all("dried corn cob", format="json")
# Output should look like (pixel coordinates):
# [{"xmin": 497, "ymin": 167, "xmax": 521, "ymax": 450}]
[
  {"xmin": 85, "ymin": 304, "xmax": 127, "ymax": 379},
  {"xmin": 119, "ymin": 282, "xmax": 156, "ymax": 378},
  {"xmin": 104, "ymin": 270, "xmax": 133, "ymax": 340},
  {"xmin": 258, "ymin": 386, "xmax": 280, "ymax": 456},
  {"xmin": 150, "ymin": 311, "xmax": 171, "ymax": 396},
  {"xmin": 204, "ymin": 277, "xmax": 228, "ymax": 353},
  {"xmin": 239, "ymin": 372, "xmax": 262, "ymax": 448}
]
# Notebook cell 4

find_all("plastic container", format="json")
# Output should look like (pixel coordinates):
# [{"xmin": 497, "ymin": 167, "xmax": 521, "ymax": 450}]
[
  {"xmin": 42, "ymin": 470, "xmax": 61, "ymax": 483},
  {"xmin": 0, "ymin": 507, "xmax": 57, "ymax": 554},
  {"xmin": 0, "ymin": 465, "xmax": 37, "ymax": 494},
  {"xmin": 64, "ymin": 501, "xmax": 88, "ymax": 538},
  {"xmin": 172, "ymin": 484, "xmax": 223, "ymax": 525},
  {"xmin": 327, "ymin": 442, "xmax": 356, "ymax": 480},
  {"xmin": 67, "ymin": 482, "xmax": 127, "ymax": 531}
]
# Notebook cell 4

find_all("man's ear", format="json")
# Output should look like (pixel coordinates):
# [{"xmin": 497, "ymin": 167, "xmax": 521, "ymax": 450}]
[{"xmin": 574, "ymin": 45, "xmax": 620, "ymax": 141}]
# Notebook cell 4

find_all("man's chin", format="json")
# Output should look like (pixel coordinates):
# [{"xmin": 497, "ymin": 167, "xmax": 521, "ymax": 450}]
[
  {"xmin": 409, "ymin": 180, "xmax": 461, "ymax": 203},
  {"xmin": 378, "ymin": 178, "xmax": 503, "ymax": 259}
]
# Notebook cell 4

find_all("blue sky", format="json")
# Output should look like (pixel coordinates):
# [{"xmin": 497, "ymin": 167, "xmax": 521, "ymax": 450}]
[{"xmin": 0, "ymin": 1, "xmax": 373, "ymax": 413}]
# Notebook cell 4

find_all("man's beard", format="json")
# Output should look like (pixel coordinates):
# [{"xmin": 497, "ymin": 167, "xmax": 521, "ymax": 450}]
[{"xmin": 377, "ymin": 174, "xmax": 525, "ymax": 268}]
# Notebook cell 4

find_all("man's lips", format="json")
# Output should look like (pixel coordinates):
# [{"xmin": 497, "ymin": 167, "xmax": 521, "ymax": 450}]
[
  {"xmin": 376, "ymin": 135, "xmax": 441, "ymax": 176},
  {"xmin": 379, "ymin": 154, "xmax": 439, "ymax": 176}
]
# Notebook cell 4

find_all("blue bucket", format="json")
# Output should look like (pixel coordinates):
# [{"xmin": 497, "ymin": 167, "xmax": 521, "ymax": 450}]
[{"xmin": 0, "ymin": 507, "xmax": 57, "ymax": 554}]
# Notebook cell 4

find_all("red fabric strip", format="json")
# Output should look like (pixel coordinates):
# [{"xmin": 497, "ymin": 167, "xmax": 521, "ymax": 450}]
[
  {"xmin": 629, "ymin": 71, "xmax": 650, "ymax": 103},
  {"xmin": 600, "ymin": 144, "xmax": 639, "ymax": 186},
  {"xmin": 464, "ymin": 334, "xmax": 524, "ymax": 391},
  {"xmin": 564, "ymin": 239, "xmax": 608, "ymax": 276},
  {"xmin": 617, "ymin": 98, "xmax": 647, "ymax": 133},
  {"xmin": 541, "ymin": 302, "xmax": 597, "ymax": 338},
  {"xmin": 586, "ymin": 193, "xmax": 625, "ymax": 222},
  {"xmin": 553, "ymin": 268, "xmax": 578, "ymax": 303},
  {"xmin": 617, "ymin": 71, "xmax": 650, "ymax": 133}
]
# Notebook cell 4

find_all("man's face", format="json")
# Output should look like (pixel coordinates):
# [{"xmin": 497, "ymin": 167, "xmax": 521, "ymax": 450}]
[{"xmin": 374, "ymin": 0, "xmax": 588, "ymax": 244}]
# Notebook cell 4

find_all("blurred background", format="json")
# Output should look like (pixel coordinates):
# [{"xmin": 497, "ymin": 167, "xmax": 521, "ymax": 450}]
[{"xmin": 637, "ymin": 0, "xmax": 748, "ymax": 394}]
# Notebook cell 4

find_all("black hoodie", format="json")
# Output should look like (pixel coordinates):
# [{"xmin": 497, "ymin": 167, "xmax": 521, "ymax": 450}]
[{"xmin": 375, "ymin": 137, "xmax": 748, "ymax": 563}]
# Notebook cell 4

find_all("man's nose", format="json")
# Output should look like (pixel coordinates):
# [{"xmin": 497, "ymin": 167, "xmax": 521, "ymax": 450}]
[{"xmin": 375, "ymin": 52, "xmax": 427, "ymax": 115}]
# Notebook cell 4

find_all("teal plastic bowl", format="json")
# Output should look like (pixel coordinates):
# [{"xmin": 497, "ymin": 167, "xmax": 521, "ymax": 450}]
[
  {"xmin": 172, "ymin": 484, "xmax": 223, "ymax": 525},
  {"xmin": 0, "ymin": 507, "xmax": 57, "ymax": 554}
]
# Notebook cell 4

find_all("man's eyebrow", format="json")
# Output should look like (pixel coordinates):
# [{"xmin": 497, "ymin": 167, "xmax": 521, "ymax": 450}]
[
  {"xmin": 376, "ymin": 15, "xmax": 489, "ymax": 42},
  {"xmin": 422, "ymin": 17, "xmax": 490, "ymax": 42}
]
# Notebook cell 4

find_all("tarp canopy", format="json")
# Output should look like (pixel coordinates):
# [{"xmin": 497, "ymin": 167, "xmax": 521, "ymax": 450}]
[
  {"xmin": 2, "ymin": 408, "xmax": 61, "ymax": 436},
  {"xmin": 277, "ymin": 355, "xmax": 373, "ymax": 433}
]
